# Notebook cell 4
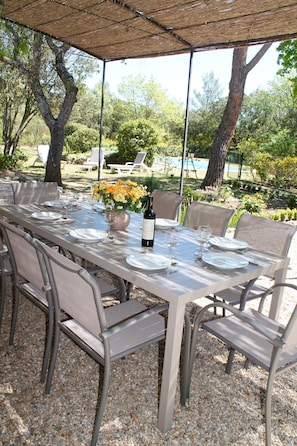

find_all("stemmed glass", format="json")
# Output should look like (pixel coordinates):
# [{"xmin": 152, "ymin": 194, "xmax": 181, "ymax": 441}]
[
  {"xmin": 195, "ymin": 225, "xmax": 211, "ymax": 259},
  {"xmin": 104, "ymin": 204, "xmax": 115, "ymax": 240},
  {"xmin": 60, "ymin": 198, "xmax": 72, "ymax": 219},
  {"xmin": 165, "ymin": 230, "xmax": 178, "ymax": 263}
]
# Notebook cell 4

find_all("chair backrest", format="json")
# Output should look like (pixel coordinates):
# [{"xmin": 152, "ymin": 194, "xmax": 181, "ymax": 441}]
[
  {"xmin": 255, "ymin": 283, "xmax": 297, "ymax": 370},
  {"xmin": 89, "ymin": 147, "xmax": 105, "ymax": 168},
  {"xmin": 12, "ymin": 181, "xmax": 60, "ymax": 205},
  {"xmin": 0, "ymin": 183, "xmax": 14, "ymax": 205},
  {"xmin": 183, "ymin": 202, "xmax": 234, "ymax": 236},
  {"xmin": 37, "ymin": 145, "xmax": 50, "ymax": 164},
  {"xmin": 134, "ymin": 151, "xmax": 146, "ymax": 165},
  {"xmin": 0, "ymin": 220, "xmax": 45, "ymax": 291},
  {"xmin": 34, "ymin": 239, "xmax": 106, "ymax": 337},
  {"xmin": 151, "ymin": 189, "xmax": 184, "ymax": 219},
  {"xmin": 234, "ymin": 212, "xmax": 296, "ymax": 257}
]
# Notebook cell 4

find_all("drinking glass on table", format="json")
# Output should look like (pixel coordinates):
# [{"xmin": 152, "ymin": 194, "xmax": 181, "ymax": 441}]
[
  {"xmin": 103, "ymin": 204, "xmax": 115, "ymax": 240},
  {"xmin": 60, "ymin": 197, "xmax": 73, "ymax": 219},
  {"xmin": 195, "ymin": 225, "xmax": 211, "ymax": 259},
  {"xmin": 165, "ymin": 230, "xmax": 178, "ymax": 263}
]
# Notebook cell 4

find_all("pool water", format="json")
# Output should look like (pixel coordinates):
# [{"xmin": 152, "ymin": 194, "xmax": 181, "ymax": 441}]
[{"xmin": 156, "ymin": 157, "xmax": 241, "ymax": 173}]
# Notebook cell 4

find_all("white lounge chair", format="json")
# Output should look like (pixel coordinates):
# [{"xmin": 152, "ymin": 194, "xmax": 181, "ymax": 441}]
[
  {"xmin": 78, "ymin": 147, "xmax": 105, "ymax": 173},
  {"xmin": 33, "ymin": 145, "xmax": 49, "ymax": 167},
  {"xmin": 108, "ymin": 151, "xmax": 150, "ymax": 174}
]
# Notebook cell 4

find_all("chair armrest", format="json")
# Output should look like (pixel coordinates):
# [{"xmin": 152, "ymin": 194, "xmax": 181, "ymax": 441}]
[
  {"xmin": 100, "ymin": 303, "xmax": 169, "ymax": 339},
  {"xmin": 196, "ymin": 302, "xmax": 285, "ymax": 348},
  {"xmin": 125, "ymin": 162, "xmax": 133, "ymax": 166}
]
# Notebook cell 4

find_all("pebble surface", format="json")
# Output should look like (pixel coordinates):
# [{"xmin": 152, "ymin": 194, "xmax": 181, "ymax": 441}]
[{"xmin": 1, "ymin": 228, "xmax": 297, "ymax": 445}]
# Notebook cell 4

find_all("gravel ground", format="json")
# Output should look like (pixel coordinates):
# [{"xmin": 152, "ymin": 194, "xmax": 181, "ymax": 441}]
[{"xmin": 1, "ymin": 228, "xmax": 297, "ymax": 446}]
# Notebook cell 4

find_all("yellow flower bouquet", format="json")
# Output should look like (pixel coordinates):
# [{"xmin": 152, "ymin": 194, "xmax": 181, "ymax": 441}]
[{"xmin": 92, "ymin": 179, "xmax": 148, "ymax": 213}]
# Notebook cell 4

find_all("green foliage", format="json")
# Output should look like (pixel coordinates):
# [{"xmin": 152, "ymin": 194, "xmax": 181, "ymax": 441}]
[
  {"xmin": 217, "ymin": 184, "xmax": 234, "ymax": 202},
  {"xmin": 268, "ymin": 157, "xmax": 297, "ymax": 188},
  {"xmin": 240, "ymin": 193, "xmax": 266, "ymax": 213},
  {"xmin": 286, "ymin": 193, "xmax": 297, "ymax": 209},
  {"xmin": 182, "ymin": 186, "xmax": 195, "ymax": 205},
  {"xmin": 117, "ymin": 119, "xmax": 160, "ymax": 166},
  {"xmin": 138, "ymin": 175, "xmax": 161, "ymax": 194},
  {"xmin": 0, "ymin": 153, "xmax": 27, "ymax": 170},
  {"xmin": 262, "ymin": 129, "xmax": 295, "ymax": 158},
  {"xmin": 253, "ymin": 153, "xmax": 273, "ymax": 182},
  {"xmin": 65, "ymin": 123, "xmax": 87, "ymax": 137},
  {"xmin": 65, "ymin": 127, "xmax": 99, "ymax": 154},
  {"xmin": 228, "ymin": 209, "xmax": 246, "ymax": 228},
  {"xmin": 277, "ymin": 40, "xmax": 297, "ymax": 97}
]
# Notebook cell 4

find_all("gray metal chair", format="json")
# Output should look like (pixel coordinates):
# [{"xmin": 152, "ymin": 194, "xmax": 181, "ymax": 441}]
[
  {"xmin": 33, "ymin": 238, "xmax": 168, "ymax": 446},
  {"xmin": 182, "ymin": 283, "xmax": 297, "ymax": 446},
  {"xmin": 213, "ymin": 213, "xmax": 297, "ymax": 310},
  {"xmin": 0, "ymin": 231, "xmax": 13, "ymax": 331},
  {"xmin": 0, "ymin": 219, "xmax": 54, "ymax": 383},
  {"xmin": 183, "ymin": 201, "xmax": 234, "ymax": 235},
  {"xmin": 151, "ymin": 189, "xmax": 184, "ymax": 220},
  {"xmin": 11, "ymin": 181, "xmax": 60, "ymax": 204}
]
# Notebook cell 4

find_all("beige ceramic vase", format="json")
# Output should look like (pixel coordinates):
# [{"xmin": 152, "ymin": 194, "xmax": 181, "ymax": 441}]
[{"xmin": 110, "ymin": 211, "xmax": 131, "ymax": 230}]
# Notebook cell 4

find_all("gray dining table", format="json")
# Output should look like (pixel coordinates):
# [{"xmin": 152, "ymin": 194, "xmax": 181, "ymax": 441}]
[{"xmin": 0, "ymin": 202, "xmax": 289, "ymax": 433}]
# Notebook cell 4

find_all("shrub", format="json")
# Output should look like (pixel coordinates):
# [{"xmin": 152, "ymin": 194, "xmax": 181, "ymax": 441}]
[
  {"xmin": 269, "ymin": 157, "xmax": 297, "ymax": 188},
  {"xmin": 240, "ymin": 193, "xmax": 266, "ymax": 214},
  {"xmin": 0, "ymin": 153, "xmax": 27, "ymax": 170},
  {"xmin": 65, "ymin": 127, "xmax": 99, "ymax": 153},
  {"xmin": 286, "ymin": 194, "xmax": 297, "ymax": 209},
  {"xmin": 217, "ymin": 184, "xmax": 234, "ymax": 202},
  {"xmin": 117, "ymin": 119, "xmax": 160, "ymax": 167},
  {"xmin": 138, "ymin": 176, "xmax": 161, "ymax": 194}
]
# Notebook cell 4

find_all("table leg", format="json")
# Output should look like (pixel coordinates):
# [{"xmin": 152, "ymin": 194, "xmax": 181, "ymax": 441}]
[
  {"xmin": 269, "ymin": 260, "xmax": 289, "ymax": 320},
  {"xmin": 158, "ymin": 300, "xmax": 185, "ymax": 432}
]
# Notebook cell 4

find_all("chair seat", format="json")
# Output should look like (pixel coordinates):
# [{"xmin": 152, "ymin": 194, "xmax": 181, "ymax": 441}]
[
  {"xmin": 214, "ymin": 282, "xmax": 267, "ymax": 306},
  {"xmin": 19, "ymin": 282, "xmax": 49, "ymax": 308},
  {"xmin": 203, "ymin": 308, "xmax": 297, "ymax": 371},
  {"xmin": 62, "ymin": 299, "xmax": 165, "ymax": 360},
  {"xmin": 93, "ymin": 275, "xmax": 121, "ymax": 298}
]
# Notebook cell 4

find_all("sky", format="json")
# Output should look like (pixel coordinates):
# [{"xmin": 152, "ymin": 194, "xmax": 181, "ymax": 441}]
[{"xmin": 87, "ymin": 42, "xmax": 280, "ymax": 105}]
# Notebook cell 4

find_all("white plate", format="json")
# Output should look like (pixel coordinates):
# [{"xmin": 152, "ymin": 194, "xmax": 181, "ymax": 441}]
[
  {"xmin": 155, "ymin": 218, "xmax": 179, "ymax": 230},
  {"xmin": 43, "ymin": 200, "xmax": 64, "ymax": 209},
  {"xmin": 31, "ymin": 211, "xmax": 62, "ymax": 221},
  {"xmin": 69, "ymin": 228, "xmax": 106, "ymax": 243},
  {"xmin": 202, "ymin": 252, "xmax": 249, "ymax": 270},
  {"xmin": 209, "ymin": 236, "xmax": 249, "ymax": 251},
  {"xmin": 126, "ymin": 253, "xmax": 171, "ymax": 271}
]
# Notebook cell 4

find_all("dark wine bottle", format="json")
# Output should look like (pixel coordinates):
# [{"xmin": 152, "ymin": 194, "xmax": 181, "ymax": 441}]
[{"xmin": 142, "ymin": 195, "xmax": 156, "ymax": 247}]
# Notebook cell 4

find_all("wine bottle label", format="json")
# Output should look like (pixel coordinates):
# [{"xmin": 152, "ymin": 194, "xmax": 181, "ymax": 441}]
[{"xmin": 142, "ymin": 219, "xmax": 155, "ymax": 240}]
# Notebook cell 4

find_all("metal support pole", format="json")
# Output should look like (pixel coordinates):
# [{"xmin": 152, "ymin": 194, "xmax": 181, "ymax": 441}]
[
  {"xmin": 97, "ymin": 60, "xmax": 106, "ymax": 181},
  {"xmin": 179, "ymin": 51, "xmax": 193, "ymax": 196}
]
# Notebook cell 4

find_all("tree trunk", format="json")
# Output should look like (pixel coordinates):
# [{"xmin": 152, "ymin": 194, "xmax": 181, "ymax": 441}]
[
  {"xmin": 201, "ymin": 44, "xmax": 271, "ymax": 188},
  {"xmin": 45, "ymin": 123, "xmax": 65, "ymax": 185}
]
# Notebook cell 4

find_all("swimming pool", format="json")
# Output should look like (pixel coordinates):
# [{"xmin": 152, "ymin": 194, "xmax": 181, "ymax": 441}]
[{"xmin": 156, "ymin": 157, "xmax": 241, "ymax": 173}]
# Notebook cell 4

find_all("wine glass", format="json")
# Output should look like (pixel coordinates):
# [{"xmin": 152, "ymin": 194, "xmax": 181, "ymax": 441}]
[
  {"xmin": 104, "ymin": 204, "xmax": 115, "ymax": 240},
  {"xmin": 165, "ymin": 230, "xmax": 178, "ymax": 263},
  {"xmin": 60, "ymin": 198, "xmax": 72, "ymax": 219},
  {"xmin": 195, "ymin": 225, "xmax": 211, "ymax": 259}
]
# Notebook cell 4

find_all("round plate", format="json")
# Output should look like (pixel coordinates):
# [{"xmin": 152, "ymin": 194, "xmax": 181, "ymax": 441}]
[
  {"xmin": 43, "ymin": 200, "xmax": 64, "ymax": 209},
  {"xmin": 126, "ymin": 253, "xmax": 171, "ymax": 271},
  {"xmin": 202, "ymin": 252, "xmax": 249, "ymax": 270},
  {"xmin": 69, "ymin": 228, "xmax": 106, "ymax": 243},
  {"xmin": 209, "ymin": 236, "xmax": 248, "ymax": 251},
  {"xmin": 155, "ymin": 218, "xmax": 179, "ymax": 230},
  {"xmin": 31, "ymin": 211, "xmax": 62, "ymax": 221}
]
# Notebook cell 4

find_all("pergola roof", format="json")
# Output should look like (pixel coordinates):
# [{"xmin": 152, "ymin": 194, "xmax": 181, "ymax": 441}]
[{"xmin": 1, "ymin": 1, "xmax": 297, "ymax": 61}]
